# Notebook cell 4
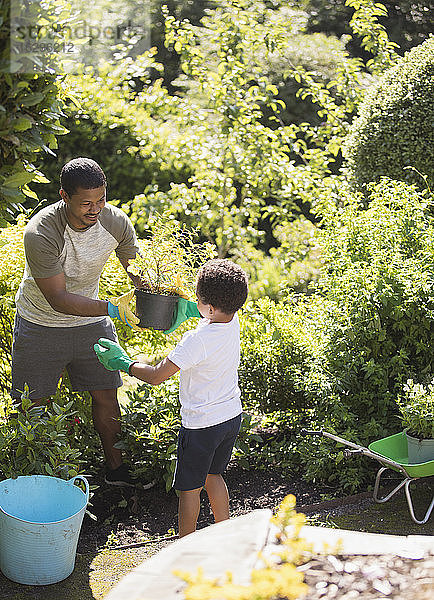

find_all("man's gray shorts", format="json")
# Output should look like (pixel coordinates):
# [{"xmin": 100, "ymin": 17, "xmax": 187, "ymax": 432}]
[{"xmin": 11, "ymin": 314, "xmax": 122, "ymax": 400}]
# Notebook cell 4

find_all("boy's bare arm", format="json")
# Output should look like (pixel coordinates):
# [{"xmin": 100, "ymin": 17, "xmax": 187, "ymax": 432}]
[{"xmin": 130, "ymin": 357, "xmax": 179, "ymax": 385}]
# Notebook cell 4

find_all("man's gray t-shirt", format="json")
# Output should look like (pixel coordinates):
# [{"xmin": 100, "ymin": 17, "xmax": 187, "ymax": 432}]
[{"xmin": 15, "ymin": 201, "xmax": 139, "ymax": 327}]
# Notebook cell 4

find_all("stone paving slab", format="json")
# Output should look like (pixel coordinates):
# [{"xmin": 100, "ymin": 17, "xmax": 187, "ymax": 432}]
[
  {"xmin": 294, "ymin": 526, "xmax": 434, "ymax": 559},
  {"xmin": 105, "ymin": 509, "xmax": 272, "ymax": 600},
  {"xmin": 106, "ymin": 509, "xmax": 434, "ymax": 600}
]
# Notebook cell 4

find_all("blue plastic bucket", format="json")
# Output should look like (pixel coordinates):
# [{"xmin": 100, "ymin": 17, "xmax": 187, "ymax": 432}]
[{"xmin": 0, "ymin": 475, "xmax": 89, "ymax": 585}]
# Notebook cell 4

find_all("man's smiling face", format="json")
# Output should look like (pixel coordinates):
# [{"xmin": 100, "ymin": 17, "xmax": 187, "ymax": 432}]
[{"xmin": 61, "ymin": 185, "xmax": 106, "ymax": 230}]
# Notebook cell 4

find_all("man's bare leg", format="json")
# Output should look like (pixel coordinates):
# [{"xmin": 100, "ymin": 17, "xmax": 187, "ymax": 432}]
[{"xmin": 90, "ymin": 388, "xmax": 122, "ymax": 470}]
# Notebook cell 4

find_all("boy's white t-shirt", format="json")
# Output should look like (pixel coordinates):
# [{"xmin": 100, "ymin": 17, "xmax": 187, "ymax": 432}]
[{"xmin": 168, "ymin": 313, "xmax": 242, "ymax": 429}]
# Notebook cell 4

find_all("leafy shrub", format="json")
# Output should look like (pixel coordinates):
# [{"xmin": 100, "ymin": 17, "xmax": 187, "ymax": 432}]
[
  {"xmin": 0, "ymin": 215, "xmax": 26, "ymax": 399},
  {"xmin": 238, "ymin": 179, "xmax": 433, "ymax": 492},
  {"xmin": 34, "ymin": 54, "xmax": 192, "ymax": 208},
  {"xmin": 303, "ymin": 0, "xmax": 432, "ymax": 55},
  {"xmin": 0, "ymin": 385, "xmax": 83, "ymax": 479},
  {"xmin": 344, "ymin": 37, "xmax": 434, "ymax": 193},
  {"xmin": 0, "ymin": 0, "xmax": 68, "ymax": 223},
  {"xmin": 239, "ymin": 296, "xmax": 327, "ymax": 414},
  {"xmin": 31, "ymin": 115, "xmax": 150, "ymax": 207},
  {"xmin": 231, "ymin": 412, "xmax": 263, "ymax": 470},
  {"xmin": 116, "ymin": 380, "xmax": 181, "ymax": 491},
  {"xmin": 299, "ymin": 179, "xmax": 434, "ymax": 490},
  {"xmin": 231, "ymin": 217, "xmax": 322, "ymax": 301}
]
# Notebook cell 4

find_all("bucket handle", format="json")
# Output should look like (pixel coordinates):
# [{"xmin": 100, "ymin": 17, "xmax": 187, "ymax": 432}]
[{"xmin": 68, "ymin": 475, "xmax": 89, "ymax": 503}]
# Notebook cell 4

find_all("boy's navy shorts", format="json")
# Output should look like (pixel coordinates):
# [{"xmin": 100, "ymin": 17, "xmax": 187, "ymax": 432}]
[{"xmin": 173, "ymin": 413, "xmax": 242, "ymax": 491}]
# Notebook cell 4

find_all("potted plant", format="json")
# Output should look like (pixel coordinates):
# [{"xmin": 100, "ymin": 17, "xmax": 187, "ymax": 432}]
[
  {"xmin": 396, "ymin": 378, "xmax": 434, "ymax": 464},
  {"xmin": 127, "ymin": 213, "xmax": 215, "ymax": 330}
]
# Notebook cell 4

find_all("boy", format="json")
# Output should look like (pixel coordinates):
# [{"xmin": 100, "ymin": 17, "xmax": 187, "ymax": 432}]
[{"xmin": 94, "ymin": 258, "xmax": 248, "ymax": 537}]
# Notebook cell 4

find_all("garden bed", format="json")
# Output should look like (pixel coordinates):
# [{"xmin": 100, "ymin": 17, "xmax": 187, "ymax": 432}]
[
  {"xmin": 0, "ymin": 466, "xmax": 432, "ymax": 600},
  {"xmin": 78, "ymin": 462, "xmax": 328, "ymax": 553},
  {"xmin": 78, "ymin": 463, "xmax": 434, "ymax": 554}
]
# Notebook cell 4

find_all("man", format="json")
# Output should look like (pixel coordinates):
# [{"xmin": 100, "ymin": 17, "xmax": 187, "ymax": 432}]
[{"xmin": 11, "ymin": 157, "xmax": 143, "ymax": 486}]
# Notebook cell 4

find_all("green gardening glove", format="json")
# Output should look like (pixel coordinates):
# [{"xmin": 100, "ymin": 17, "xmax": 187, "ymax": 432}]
[
  {"xmin": 164, "ymin": 298, "xmax": 200, "ymax": 334},
  {"xmin": 93, "ymin": 338, "xmax": 133, "ymax": 372}
]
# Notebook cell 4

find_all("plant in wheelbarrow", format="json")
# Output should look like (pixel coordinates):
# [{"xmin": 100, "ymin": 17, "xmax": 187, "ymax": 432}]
[
  {"xmin": 127, "ymin": 213, "xmax": 215, "ymax": 330},
  {"xmin": 396, "ymin": 378, "xmax": 434, "ymax": 464}
]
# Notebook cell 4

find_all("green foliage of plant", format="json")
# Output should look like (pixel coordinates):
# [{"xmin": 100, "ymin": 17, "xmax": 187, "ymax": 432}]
[
  {"xmin": 302, "ymin": 0, "xmax": 432, "ymax": 55},
  {"xmin": 183, "ymin": 4, "xmax": 354, "ymax": 128},
  {"xmin": 32, "ymin": 0, "xmax": 408, "ymax": 277},
  {"xmin": 33, "ymin": 52, "xmax": 192, "ymax": 206},
  {"xmin": 31, "ymin": 115, "xmax": 158, "ymax": 206},
  {"xmin": 231, "ymin": 412, "xmax": 263, "ymax": 469},
  {"xmin": 396, "ymin": 378, "xmax": 434, "ymax": 440},
  {"xmin": 300, "ymin": 179, "xmax": 433, "ymax": 489},
  {"xmin": 0, "ymin": 385, "xmax": 83, "ymax": 479},
  {"xmin": 238, "ymin": 179, "xmax": 433, "ymax": 492},
  {"xmin": 234, "ymin": 409, "xmax": 305, "ymax": 474},
  {"xmin": 240, "ymin": 299, "xmax": 309, "ymax": 414},
  {"xmin": 231, "ymin": 217, "xmax": 321, "ymax": 301},
  {"xmin": 115, "ymin": 380, "xmax": 181, "ymax": 491},
  {"xmin": 127, "ymin": 212, "xmax": 215, "ymax": 295},
  {"xmin": 0, "ymin": 0, "xmax": 68, "ymax": 223},
  {"xmin": 0, "ymin": 215, "xmax": 26, "ymax": 398},
  {"xmin": 239, "ymin": 294, "xmax": 330, "ymax": 414},
  {"xmin": 344, "ymin": 37, "xmax": 434, "ymax": 193},
  {"xmin": 33, "ymin": 0, "xmax": 397, "ymax": 259}
]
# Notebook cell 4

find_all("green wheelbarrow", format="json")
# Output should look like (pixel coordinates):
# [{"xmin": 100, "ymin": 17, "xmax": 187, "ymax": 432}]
[{"xmin": 302, "ymin": 429, "xmax": 434, "ymax": 525}]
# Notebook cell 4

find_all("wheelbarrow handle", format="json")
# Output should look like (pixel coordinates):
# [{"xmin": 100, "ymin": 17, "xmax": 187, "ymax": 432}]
[
  {"xmin": 301, "ymin": 428, "xmax": 366, "ymax": 450},
  {"xmin": 301, "ymin": 428, "xmax": 409, "ymax": 476}
]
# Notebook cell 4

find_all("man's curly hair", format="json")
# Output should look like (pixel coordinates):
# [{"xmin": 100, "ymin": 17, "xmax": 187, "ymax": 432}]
[
  {"xmin": 60, "ymin": 157, "xmax": 106, "ymax": 196},
  {"xmin": 196, "ymin": 259, "xmax": 248, "ymax": 314}
]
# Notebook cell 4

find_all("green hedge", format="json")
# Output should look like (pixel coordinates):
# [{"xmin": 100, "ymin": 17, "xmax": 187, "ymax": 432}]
[
  {"xmin": 32, "ymin": 113, "xmax": 192, "ymax": 207},
  {"xmin": 0, "ymin": 0, "xmax": 67, "ymax": 223},
  {"xmin": 343, "ymin": 37, "xmax": 434, "ymax": 193},
  {"xmin": 239, "ymin": 178, "xmax": 433, "ymax": 491}
]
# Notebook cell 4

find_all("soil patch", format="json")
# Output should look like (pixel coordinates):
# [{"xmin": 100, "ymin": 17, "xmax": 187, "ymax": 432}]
[
  {"xmin": 79, "ymin": 466, "xmax": 434, "ymax": 553},
  {"xmin": 78, "ymin": 462, "xmax": 327, "ymax": 553}
]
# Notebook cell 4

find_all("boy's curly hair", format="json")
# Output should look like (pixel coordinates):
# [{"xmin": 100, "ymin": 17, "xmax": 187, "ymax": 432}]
[{"xmin": 196, "ymin": 259, "xmax": 248, "ymax": 314}]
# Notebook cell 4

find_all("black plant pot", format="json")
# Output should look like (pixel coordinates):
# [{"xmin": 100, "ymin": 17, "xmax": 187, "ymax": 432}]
[{"xmin": 134, "ymin": 289, "xmax": 179, "ymax": 330}]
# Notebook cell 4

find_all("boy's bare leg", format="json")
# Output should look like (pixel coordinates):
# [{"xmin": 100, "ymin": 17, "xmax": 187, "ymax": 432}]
[
  {"xmin": 90, "ymin": 388, "xmax": 122, "ymax": 470},
  {"xmin": 178, "ymin": 488, "xmax": 202, "ymax": 538},
  {"xmin": 204, "ymin": 473, "xmax": 230, "ymax": 523}
]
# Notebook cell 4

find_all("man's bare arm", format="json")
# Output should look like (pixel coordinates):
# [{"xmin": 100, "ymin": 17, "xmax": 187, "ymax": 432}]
[
  {"xmin": 118, "ymin": 256, "xmax": 142, "ymax": 289},
  {"xmin": 35, "ymin": 272, "xmax": 108, "ymax": 316}
]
